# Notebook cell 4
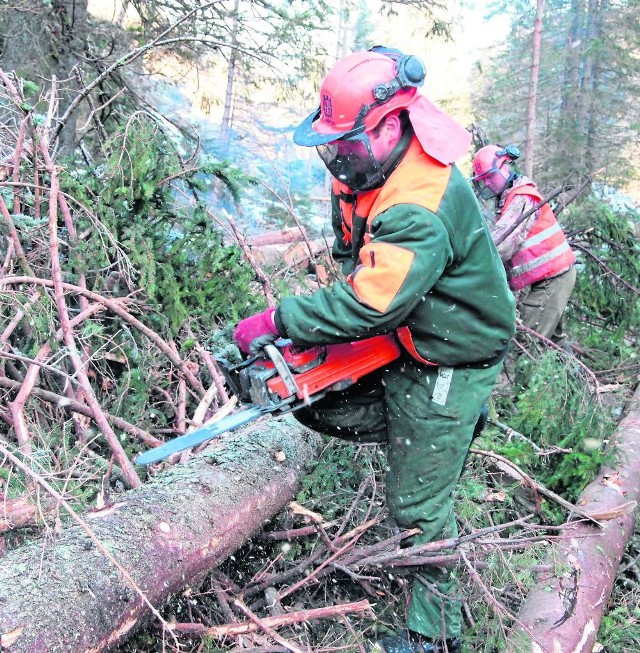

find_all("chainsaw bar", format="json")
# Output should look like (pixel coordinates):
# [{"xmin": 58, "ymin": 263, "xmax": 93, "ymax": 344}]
[{"xmin": 135, "ymin": 405, "xmax": 268, "ymax": 465}]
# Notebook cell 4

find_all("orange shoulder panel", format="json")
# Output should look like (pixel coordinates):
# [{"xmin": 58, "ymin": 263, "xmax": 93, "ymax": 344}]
[{"xmin": 370, "ymin": 139, "xmax": 452, "ymax": 221}]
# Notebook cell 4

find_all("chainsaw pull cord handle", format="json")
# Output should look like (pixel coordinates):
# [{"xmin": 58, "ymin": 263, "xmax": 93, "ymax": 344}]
[{"xmin": 263, "ymin": 344, "xmax": 300, "ymax": 398}]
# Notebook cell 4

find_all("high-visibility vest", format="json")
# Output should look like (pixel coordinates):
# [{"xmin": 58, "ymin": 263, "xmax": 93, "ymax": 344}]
[{"xmin": 501, "ymin": 184, "xmax": 576, "ymax": 290}]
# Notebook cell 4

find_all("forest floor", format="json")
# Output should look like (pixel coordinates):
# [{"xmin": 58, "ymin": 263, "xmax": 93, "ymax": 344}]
[{"xmin": 117, "ymin": 375, "xmax": 640, "ymax": 653}]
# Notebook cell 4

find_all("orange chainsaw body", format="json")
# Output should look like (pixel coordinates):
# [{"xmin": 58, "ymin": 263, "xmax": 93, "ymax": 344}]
[
  {"xmin": 136, "ymin": 334, "xmax": 403, "ymax": 465},
  {"xmin": 234, "ymin": 334, "xmax": 402, "ymax": 408},
  {"xmin": 266, "ymin": 334, "xmax": 401, "ymax": 401}
]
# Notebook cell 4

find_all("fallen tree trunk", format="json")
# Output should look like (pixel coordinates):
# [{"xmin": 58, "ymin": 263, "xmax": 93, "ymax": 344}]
[
  {"xmin": 247, "ymin": 227, "xmax": 308, "ymax": 247},
  {"xmin": 0, "ymin": 416, "xmax": 322, "ymax": 653},
  {"xmin": 0, "ymin": 496, "xmax": 56, "ymax": 533},
  {"xmin": 251, "ymin": 238, "xmax": 333, "ymax": 268},
  {"xmin": 505, "ymin": 384, "xmax": 640, "ymax": 653}
]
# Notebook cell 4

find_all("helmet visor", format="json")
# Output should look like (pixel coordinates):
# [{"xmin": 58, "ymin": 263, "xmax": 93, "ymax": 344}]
[
  {"xmin": 316, "ymin": 133, "xmax": 385, "ymax": 192},
  {"xmin": 470, "ymin": 165, "xmax": 504, "ymax": 199},
  {"xmin": 294, "ymin": 108, "xmax": 366, "ymax": 147},
  {"xmin": 469, "ymin": 165, "xmax": 499, "ymax": 184}
]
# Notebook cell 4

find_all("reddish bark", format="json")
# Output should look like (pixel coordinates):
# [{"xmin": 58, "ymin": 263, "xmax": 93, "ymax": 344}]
[
  {"xmin": 0, "ymin": 377, "xmax": 163, "ymax": 447},
  {"xmin": 40, "ymin": 140, "xmax": 141, "ymax": 488},
  {"xmin": 191, "ymin": 599, "xmax": 371, "ymax": 637},
  {"xmin": 505, "ymin": 384, "xmax": 640, "ymax": 652},
  {"xmin": 0, "ymin": 497, "xmax": 55, "ymax": 533},
  {"xmin": 0, "ymin": 276, "xmax": 208, "ymax": 398},
  {"xmin": 248, "ymin": 227, "xmax": 308, "ymax": 247}
]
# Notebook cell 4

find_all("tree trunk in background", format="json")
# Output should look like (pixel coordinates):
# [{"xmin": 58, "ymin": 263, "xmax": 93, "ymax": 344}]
[
  {"xmin": 572, "ymin": 0, "xmax": 597, "ymax": 183},
  {"xmin": 559, "ymin": 0, "xmax": 585, "ymax": 184},
  {"xmin": 524, "ymin": 0, "xmax": 544, "ymax": 178},
  {"xmin": 0, "ymin": 417, "xmax": 322, "ymax": 653},
  {"xmin": 220, "ymin": 0, "xmax": 240, "ymax": 154},
  {"xmin": 561, "ymin": 0, "xmax": 584, "ymax": 117},
  {"xmin": 0, "ymin": 0, "xmax": 89, "ymax": 153},
  {"xmin": 504, "ymin": 384, "xmax": 640, "ymax": 653},
  {"xmin": 336, "ymin": 0, "xmax": 349, "ymax": 58},
  {"xmin": 583, "ymin": 0, "xmax": 605, "ymax": 184}
]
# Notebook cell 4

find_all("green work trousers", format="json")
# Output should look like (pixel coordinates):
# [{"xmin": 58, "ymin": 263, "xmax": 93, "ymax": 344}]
[
  {"xmin": 294, "ymin": 355, "xmax": 502, "ymax": 639},
  {"xmin": 518, "ymin": 266, "xmax": 576, "ymax": 348}
]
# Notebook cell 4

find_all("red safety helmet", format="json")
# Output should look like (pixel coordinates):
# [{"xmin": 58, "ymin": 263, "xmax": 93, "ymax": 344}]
[
  {"xmin": 470, "ymin": 144, "xmax": 520, "ymax": 199},
  {"xmin": 294, "ymin": 48, "xmax": 426, "ymax": 147}
]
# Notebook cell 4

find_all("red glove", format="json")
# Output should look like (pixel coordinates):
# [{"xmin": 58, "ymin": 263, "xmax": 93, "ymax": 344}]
[{"xmin": 233, "ymin": 307, "xmax": 280, "ymax": 354}]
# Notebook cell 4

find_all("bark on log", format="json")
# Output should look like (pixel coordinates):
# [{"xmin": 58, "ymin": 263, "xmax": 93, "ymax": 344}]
[
  {"xmin": 251, "ymin": 237, "xmax": 335, "ymax": 268},
  {"xmin": 247, "ymin": 227, "xmax": 308, "ymax": 247},
  {"xmin": 0, "ymin": 416, "xmax": 322, "ymax": 653},
  {"xmin": 0, "ymin": 496, "xmax": 56, "ymax": 533},
  {"xmin": 505, "ymin": 384, "xmax": 640, "ymax": 653}
]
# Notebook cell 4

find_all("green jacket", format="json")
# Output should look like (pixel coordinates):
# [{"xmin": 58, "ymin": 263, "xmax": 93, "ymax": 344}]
[{"xmin": 275, "ymin": 138, "xmax": 515, "ymax": 367}]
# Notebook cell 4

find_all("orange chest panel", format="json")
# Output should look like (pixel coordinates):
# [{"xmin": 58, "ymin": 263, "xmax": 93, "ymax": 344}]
[{"xmin": 333, "ymin": 139, "xmax": 451, "ymax": 247}]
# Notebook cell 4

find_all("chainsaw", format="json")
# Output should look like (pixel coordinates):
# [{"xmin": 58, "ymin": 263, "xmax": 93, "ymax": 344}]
[{"xmin": 135, "ymin": 334, "xmax": 402, "ymax": 465}]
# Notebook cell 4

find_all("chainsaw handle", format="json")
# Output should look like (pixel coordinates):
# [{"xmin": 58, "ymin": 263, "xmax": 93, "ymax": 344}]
[{"xmin": 263, "ymin": 344, "xmax": 300, "ymax": 398}]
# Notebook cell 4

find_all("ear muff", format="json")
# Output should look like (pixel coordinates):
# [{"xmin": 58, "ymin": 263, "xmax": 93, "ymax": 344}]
[
  {"xmin": 368, "ymin": 45, "xmax": 426, "ymax": 105},
  {"xmin": 496, "ymin": 144, "xmax": 521, "ymax": 161}
]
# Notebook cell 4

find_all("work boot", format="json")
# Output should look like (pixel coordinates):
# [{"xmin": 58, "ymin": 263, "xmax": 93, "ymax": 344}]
[{"xmin": 366, "ymin": 630, "xmax": 461, "ymax": 653}]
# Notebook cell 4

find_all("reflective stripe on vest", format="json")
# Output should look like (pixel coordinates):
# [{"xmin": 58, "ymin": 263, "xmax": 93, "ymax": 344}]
[{"xmin": 501, "ymin": 185, "xmax": 576, "ymax": 290}]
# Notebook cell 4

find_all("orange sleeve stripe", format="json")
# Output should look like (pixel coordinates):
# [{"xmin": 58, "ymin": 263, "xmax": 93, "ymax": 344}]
[{"xmin": 347, "ymin": 242, "xmax": 415, "ymax": 313}]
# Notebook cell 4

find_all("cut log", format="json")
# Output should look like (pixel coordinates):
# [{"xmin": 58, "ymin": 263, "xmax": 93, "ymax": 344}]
[
  {"xmin": 283, "ymin": 240, "xmax": 331, "ymax": 270},
  {"xmin": 0, "ymin": 416, "xmax": 322, "ymax": 652},
  {"xmin": 504, "ymin": 384, "xmax": 640, "ymax": 653},
  {"xmin": 251, "ymin": 237, "xmax": 335, "ymax": 268},
  {"xmin": 0, "ymin": 497, "xmax": 38, "ymax": 533},
  {"xmin": 247, "ymin": 227, "xmax": 308, "ymax": 247}
]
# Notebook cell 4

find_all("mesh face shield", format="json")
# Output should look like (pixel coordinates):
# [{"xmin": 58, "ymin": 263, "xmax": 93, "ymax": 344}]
[
  {"xmin": 473, "ymin": 174, "xmax": 500, "ymax": 200},
  {"xmin": 316, "ymin": 133, "xmax": 385, "ymax": 192},
  {"xmin": 471, "ymin": 166, "xmax": 510, "ymax": 200}
]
